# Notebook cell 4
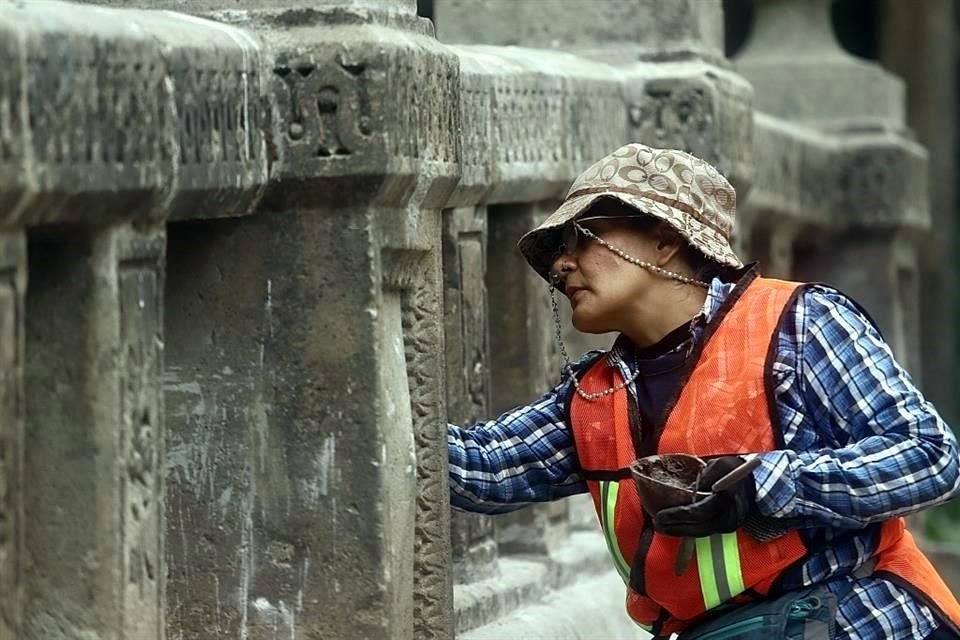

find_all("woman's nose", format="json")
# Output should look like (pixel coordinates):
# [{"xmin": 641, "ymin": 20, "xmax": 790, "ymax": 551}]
[{"xmin": 550, "ymin": 253, "xmax": 576, "ymax": 281}]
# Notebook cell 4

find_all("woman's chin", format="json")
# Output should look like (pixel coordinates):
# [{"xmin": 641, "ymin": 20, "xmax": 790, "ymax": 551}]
[{"xmin": 571, "ymin": 309, "xmax": 611, "ymax": 335}]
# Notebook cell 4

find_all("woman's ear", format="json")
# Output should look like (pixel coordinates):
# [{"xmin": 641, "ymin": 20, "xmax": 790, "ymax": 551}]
[{"xmin": 654, "ymin": 226, "xmax": 683, "ymax": 265}]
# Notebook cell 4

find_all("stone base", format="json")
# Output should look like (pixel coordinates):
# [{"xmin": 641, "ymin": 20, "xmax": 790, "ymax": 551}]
[{"xmin": 455, "ymin": 530, "xmax": 651, "ymax": 640}]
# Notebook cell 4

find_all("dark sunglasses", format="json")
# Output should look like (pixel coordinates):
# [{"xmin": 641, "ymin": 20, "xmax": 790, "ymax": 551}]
[{"xmin": 551, "ymin": 214, "xmax": 645, "ymax": 261}]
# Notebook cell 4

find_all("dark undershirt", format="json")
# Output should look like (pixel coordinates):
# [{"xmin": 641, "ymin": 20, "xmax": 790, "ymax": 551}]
[{"xmin": 619, "ymin": 321, "xmax": 696, "ymax": 439}]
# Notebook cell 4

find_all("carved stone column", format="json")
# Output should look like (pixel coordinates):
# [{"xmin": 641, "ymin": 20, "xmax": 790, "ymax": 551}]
[
  {"xmin": 0, "ymin": 233, "xmax": 25, "ymax": 639},
  {"xmin": 442, "ymin": 206, "xmax": 497, "ymax": 583},
  {"xmin": 159, "ymin": 1, "xmax": 460, "ymax": 639},
  {"xmin": 24, "ymin": 225, "xmax": 166, "ymax": 640}
]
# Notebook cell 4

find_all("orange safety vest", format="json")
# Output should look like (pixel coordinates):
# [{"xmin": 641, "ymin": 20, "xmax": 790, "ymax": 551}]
[{"xmin": 569, "ymin": 275, "xmax": 960, "ymax": 637}]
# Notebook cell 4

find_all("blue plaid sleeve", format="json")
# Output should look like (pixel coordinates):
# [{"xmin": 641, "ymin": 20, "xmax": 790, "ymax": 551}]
[
  {"xmin": 447, "ymin": 355, "xmax": 597, "ymax": 514},
  {"xmin": 754, "ymin": 287, "xmax": 960, "ymax": 528}
]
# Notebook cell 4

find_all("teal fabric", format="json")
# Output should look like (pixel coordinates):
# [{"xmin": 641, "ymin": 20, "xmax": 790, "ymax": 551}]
[{"xmin": 678, "ymin": 587, "xmax": 837, "ymax": 640}]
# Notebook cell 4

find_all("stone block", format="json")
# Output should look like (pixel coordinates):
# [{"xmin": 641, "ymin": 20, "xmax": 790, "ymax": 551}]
[
  {"xmin": 0, "ymin": 17, "xmax": 31, "ymax": 225},
  {"xmin": 73, "ymin": 0, "xmax": 418, "ymax": 15},
  {"xmin": 736, "ymin": 0, "xmax": 905, "ymax": 126},
  {"xmin": 23, "ymin": 224, "xmax": 165, "ymax": 640},
  {"xmin": 131, "ymin": 10, "xmax": 270, "ymax": 222},
  {"xmin": 0, "ymin": 1, "xmax": 271, "ymax": 227},
  {"xmin": 624, "ymin": 62, "xmax": 754, "ymax": 196},
  {"xmin": 0, "ymin": 233, "xmax": 25, "ymax": 639},
  {"xmin": 486, "ymin": 201, "xmax": 562, "ymax": 412},
  {"xmin": 830, "ymin": 132, "xmax": 929, "ymax": 230},
  {"xmin": 435, "ymin": 0, "xmax": 723, "ymax": 65},
  {"xmin": 165, "ymin": 206, "xmax": 452, "ymax": 640},
  {"xmin": 262, "ymin": 19, "xmax": 461, "ymax": 212},
  {"xmin": 449, "ymin": 47, "xmax": 625, "ymax": 207},
  {"xmin": 1, "ymin": 1, "xmax": 174, "ymax": 227},
  {"xmin": 794, "ymin": 231, "xmax": 921, "ymax": 374},
  {"xmin": 747, "ymin": 114, "xmax": 835, "ymax": 226}
]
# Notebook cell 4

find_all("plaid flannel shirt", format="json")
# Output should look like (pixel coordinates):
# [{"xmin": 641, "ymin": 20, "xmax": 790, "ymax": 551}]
[{"xmin": 448, "ymin": 278, "xmax": 960, "ymax": 639}]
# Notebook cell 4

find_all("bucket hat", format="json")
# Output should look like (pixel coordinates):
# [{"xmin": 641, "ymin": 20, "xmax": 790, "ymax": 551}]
[{"xmin": 518, "ymin": 143, "xmax": 743, "ymax": 283}]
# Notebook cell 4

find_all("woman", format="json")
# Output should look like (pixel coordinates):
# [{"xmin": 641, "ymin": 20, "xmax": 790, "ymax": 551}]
[{"xmin": 448, "ymin": 143, "xmax": 960, "ymax": 639}]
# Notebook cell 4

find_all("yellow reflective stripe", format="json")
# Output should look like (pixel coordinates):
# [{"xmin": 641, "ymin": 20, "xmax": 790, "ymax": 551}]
[
  {"xmin": 721, "ymin": 532, "xmax": 745, "ymax": 596},
  {"xmin": 600, "ymin": 480, "xmax": 631, "ymax": 583},
  {"xmin": 696, "ymin": 532, "xmax": 746, "ymax": 610},
  {"xmin": 696, "ymin": 536, "xmax": 722, "ymax": 610}
]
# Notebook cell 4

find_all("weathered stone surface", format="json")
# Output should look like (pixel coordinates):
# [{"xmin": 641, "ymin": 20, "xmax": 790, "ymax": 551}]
[
  {"xmin": 165, "ymin": 211, "xmax": 415, "ymax": 640},
  {"xmin": 794, "ymin": 231, "xmax": 922, "ymax": 375},
  {"xmin": 436, "ymin": 0, "xmax": 723, "ymax": 65},
  {"xmin": 443, "ymin": 206, "xmax": 498, "ymax": 585},
  {"xmin": 624, "ymin": 61, "xmax": 754, "ymax": 196},
  {"xmin": 164, "ymin": 207, "xmax": 453, "ymax": 640},
  {"xmin": 455, "ymin": 532, "xmax": 646, "ymax": 639},
  {"xmin": 133, "ymin": 10, "xmax": 270, "ymax": 221},
  {"xmin": 262, "ymin": 20, "xmax": 461, "ymax": 211},
  {"xmin": 1, "ymin": 2, "xmax": 173, "ymax": 227},
  {"xmin": 0, "ymin": 233, "xmax": 25, "ymax": 639},
  {"xmin": 448, "ymin": 47, "xmax": 625, "ymax": 207},
  {"xmin": 24, "ymin": 224, "xmax": 165, "ymax": 640},
  {"xmin": 75, "ymin": 0, "xmax": 417, "ymax": 13},
  {"xmin": 0, "ymin": 0, "xmax": 269, "ymax": 228},
  {"xmin": 737, "ymin": 0, "xmax": 904, "ymax": 127},
  {"xmin": 0, "ymin": 17, "xmax": 31, "ymax": 226}
]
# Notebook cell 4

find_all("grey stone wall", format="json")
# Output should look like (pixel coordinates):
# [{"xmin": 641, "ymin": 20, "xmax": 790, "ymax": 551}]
[{"xmin": 0, "ymin": 0, "xmax": 949, "ymax": 638}]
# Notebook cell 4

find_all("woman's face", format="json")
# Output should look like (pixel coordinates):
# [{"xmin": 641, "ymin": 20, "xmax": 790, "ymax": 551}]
[{"xmin": 550, "ymin": 219, "xmax": 663, "ymax": 334}]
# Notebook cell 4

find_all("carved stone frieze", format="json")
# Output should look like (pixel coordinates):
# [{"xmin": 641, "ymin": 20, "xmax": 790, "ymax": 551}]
[
  {"xmin": 265, "ymin": 25, "xmax": 461, "ymax": 209},
  {"xmin": 832, "ymin": 136, "xmax": 928, "ymax": 229},
  {"xmin": 393, "ymin": 244, "xmax": 454, "ymax": 640},
  {"xmin": 139, "ymin": 11, "xmax": 270, "ymax": 221},
  {"xmin": 449, "ymin": 46, "xmax": 625, "ymax": 208},
  {"xmin": 625, "ymin": 63, "xmax": 754, "ymax": 197},
  {"xmin": 0, "ymin": 1, "xmax": 271, "ymax": 228}
]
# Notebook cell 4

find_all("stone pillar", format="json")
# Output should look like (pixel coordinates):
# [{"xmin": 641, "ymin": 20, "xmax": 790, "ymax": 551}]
[
  {"xmin": 164, "ymin": 210, "xmax": 430, "ymax": 640},
  {"xmin": 24, "ymin": 225, "xmax": 166, "ymax": 640},
  {"xmin": 484, "ymin": 201, "xmax": 572, "ymax": 554},
  {"xmin": 443, "ymin": 206, "xmax": 498, "ymax": 583},
  {"xmin": 880, "ymin": 0, "xmax": 958, "ymax": 423},
  {"xmin": 159, "ymin": 1, "xmax": 460, "ymax": 639},
  {"xmin": 737, "ymin": 0, "xmax": 928, "ymax": 370},
  {"xmin": 0, "ymin": 233, "xmax": 25, "ymax": 638}
]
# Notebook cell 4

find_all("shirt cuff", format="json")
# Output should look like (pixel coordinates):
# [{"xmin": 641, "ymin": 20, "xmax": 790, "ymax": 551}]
[{"xmin": 752, "ymin": 449, "xmax": 800, "ymax": 518}]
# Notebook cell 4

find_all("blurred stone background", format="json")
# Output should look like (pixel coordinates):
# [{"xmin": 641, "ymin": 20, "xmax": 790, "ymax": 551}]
[{"xmin": 0, "ymin": 0, "xmax": 957, "ymax": 638}]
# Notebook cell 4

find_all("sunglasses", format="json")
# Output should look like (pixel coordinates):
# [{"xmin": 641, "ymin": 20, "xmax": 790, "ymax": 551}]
[{"xmin": 552, "ymin": 214, "xmax": 646, "ymax": 261}]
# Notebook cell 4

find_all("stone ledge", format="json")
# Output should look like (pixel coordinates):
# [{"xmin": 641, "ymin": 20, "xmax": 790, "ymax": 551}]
[
  {"xmin": 0, "ymin": 0, "xmax": 269, "ymax": 229},
  {"xmin": 459, "ymin": 568, "xmax": 647, "ymax": 640},
  {"xmin": 454, "ymin": 530, "xmax": 620, "ymax": 635},
  {"xmin": 748, "ymin": 112, "xmax": 928, "ymax": 231}
]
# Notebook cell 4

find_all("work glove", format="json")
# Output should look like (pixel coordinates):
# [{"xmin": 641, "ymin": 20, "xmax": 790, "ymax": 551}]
[{"xmin": 653, "ymin": 455, "xmax": 756, "ymax": 538}]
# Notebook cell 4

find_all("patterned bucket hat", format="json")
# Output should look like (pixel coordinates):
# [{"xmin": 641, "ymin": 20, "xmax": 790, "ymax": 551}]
[{"xmin": 518, "ymin": 142, "xmax": 743, "ymax": 283}]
